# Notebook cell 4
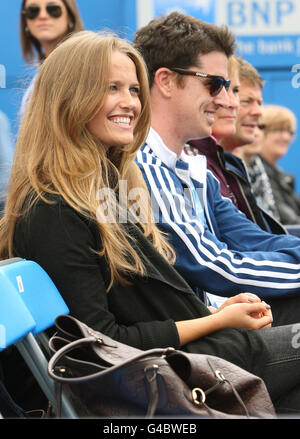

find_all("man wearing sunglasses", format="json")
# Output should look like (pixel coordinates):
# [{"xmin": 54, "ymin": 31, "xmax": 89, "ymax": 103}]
[
  {"xmin": 134, "ymin": 14, "xmax": 231, "ymax": 155},
  {"xmin": 186, "ymin": 57, "xmax": 286, "ymax": 235},
  {"xmin": 134, "ymin": 11, "xmax": 300, "ymax": 326}
]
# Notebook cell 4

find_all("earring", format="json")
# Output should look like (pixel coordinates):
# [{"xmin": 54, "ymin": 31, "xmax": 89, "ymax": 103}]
[
  {"xmin": 25, "ymin": 26, "xmax": 30, "ymax": 36},
  {"xmin": 68, "ymin": 23, "xmax": 74, "ymax": 32}
]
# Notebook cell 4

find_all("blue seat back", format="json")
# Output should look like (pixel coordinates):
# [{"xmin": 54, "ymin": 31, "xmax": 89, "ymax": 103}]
[
  {"xmin": 0, "ymin": 259, "xmax": 69, "ymax": 335},
  {"xmin": 0, "ymin": 273, "xmax": 36, "ymax": 350}
]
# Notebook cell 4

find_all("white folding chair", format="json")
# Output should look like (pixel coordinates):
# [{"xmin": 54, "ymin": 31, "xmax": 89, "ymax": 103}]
[{"xmin": 0, "ymin": 258, "xmax": 77, "ymax": 418}]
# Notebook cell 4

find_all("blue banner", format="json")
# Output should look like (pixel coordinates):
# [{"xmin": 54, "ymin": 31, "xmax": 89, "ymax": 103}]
[
  {"xmin": 154, "ymin": 0, "xmax": 216, "ymax": 22},
  {"xmin": 154, "ymin": 0, "xmax": 300, "ymax": 68},
  {"xmin": 216, "ymin": 0, "xmax": 300, "ymax": 68}
]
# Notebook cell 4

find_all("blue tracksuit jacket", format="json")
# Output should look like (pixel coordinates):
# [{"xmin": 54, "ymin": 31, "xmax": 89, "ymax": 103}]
[{"xmin": 136, "ymin": 128, "xmax": 300, "ymax": 300}]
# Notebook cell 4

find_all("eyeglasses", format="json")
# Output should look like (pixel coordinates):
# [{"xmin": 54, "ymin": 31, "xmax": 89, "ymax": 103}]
[
  {"xmin": 259, "ymin": 125, "xmax": 295, "ymax": 137},
  {"xmin": 169, "ymin": 67, "xmax": 231, "ymax": 97},
  {"xmin": 267, "ymin": 127, "xmax": 295, "ymax": 137},
  {"xmin": 22, "ymin": 3, "xmax": 63, "ymax": 20}
]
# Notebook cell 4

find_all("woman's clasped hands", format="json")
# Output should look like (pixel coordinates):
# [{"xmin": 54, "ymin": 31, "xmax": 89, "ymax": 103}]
[{"xmin": 209, "ymin": 293, "xmax": 273, "ymax": 330}]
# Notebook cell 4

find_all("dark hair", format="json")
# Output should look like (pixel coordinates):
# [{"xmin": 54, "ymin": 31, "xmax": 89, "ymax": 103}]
[
  {"xmin": 20, "ymin": 0, "xmax": 84, "ymax": 63},
  {"xmin": 133, "ymin": 11, "xmax": 236, "ymax": 87}
]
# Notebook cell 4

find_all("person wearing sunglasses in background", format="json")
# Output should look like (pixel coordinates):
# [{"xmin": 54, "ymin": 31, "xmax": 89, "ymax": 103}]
[
  {"xmin": 134, "ymin": 12, "xmax": 300, "ymax": 325},
  {"xmin": 19, "ymin": 0, "xmax": 83, "ymax": 116}
]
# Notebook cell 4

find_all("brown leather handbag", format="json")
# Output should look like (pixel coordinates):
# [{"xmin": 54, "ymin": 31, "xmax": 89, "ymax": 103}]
[{"xmin": 47, "ymin": 315, "xmax": 276, "ymax": 419}]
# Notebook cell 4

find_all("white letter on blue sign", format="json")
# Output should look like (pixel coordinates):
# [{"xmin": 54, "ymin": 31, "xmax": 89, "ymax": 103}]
[
  {"xmin": 276, "ymin": 0, "xmax": 294, "ymax": 25},
  {"xmin": 228, "ymin": 1, "xmax": 246, "ymax": 26}
]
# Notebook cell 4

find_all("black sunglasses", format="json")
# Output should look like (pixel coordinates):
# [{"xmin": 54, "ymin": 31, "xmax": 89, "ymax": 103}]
[
  {"xmin": 169, "ymin": 67, "xmax": 231, "ymax": 97},
  {"xmin": 22, "ymin": 3, "xmax": 63, "ymax": 20}
]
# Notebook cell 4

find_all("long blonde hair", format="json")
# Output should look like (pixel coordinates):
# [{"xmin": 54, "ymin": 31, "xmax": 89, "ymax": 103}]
[{"xmin": 0, "ymin": 31, "xmax": 174, "ymax": 289}]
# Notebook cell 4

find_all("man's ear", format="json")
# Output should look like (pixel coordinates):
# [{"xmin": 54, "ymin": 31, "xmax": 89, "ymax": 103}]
[{"xmin": 153, "ymin": 68, "xmax": 176, "ymax": 98}]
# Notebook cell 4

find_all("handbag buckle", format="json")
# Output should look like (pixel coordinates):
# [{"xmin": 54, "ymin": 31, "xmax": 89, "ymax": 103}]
[
  {"xmin": 192, "ymin": 387, "xmax": 206, "ymax": 406},
  {"xmin": 87, "ymin": 328, "xmax": 103, "ymax": 344},
  {"xmin": 215, "ymin": 369, "xmax": 226, "ymax": 383}
]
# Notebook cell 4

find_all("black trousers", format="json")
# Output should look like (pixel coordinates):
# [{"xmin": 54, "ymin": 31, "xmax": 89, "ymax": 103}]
[{"xmin": 268, "ymin": 294, "xmax": 300, "ymax": 327}]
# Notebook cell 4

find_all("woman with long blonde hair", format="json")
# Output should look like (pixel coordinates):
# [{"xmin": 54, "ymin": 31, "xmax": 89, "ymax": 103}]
[
  {"xmin": 2, "ymin": 30, "xmax": 172, "ymax": 288},
  {"xmin": 4, "ymin": 30, "xmax": 300, "ymax": 416}
]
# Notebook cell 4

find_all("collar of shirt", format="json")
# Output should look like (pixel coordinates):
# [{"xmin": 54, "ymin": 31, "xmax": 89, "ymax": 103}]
[
  {"xmin": 146, "ymin": 127, "xmax": 187, "ymax": 171},
  {"xmin": 146, "ymin": 127, "xmax": 207, "ymax": 184}
]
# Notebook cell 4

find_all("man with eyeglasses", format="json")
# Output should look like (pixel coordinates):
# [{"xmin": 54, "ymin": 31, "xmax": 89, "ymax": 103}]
[{"xmin": 134, "ymin": 11, "xmax": 300, "ymax": 326}]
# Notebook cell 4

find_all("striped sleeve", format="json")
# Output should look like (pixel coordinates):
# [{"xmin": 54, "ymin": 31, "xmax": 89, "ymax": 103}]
[{"xmin": 136, "ymin": 145, "xmax": 300, "ymax": 299}]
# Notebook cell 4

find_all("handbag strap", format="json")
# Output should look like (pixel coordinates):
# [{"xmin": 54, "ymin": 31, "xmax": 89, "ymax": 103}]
[
  {"xmin": 144, "ymin": 365, "xmax": 160, "ymax": 417},
  {"xmin": 48, "ymin": 335, "xmax": 173, "ymax": 383},
  {"xmin": 48, "ymin": 336, "xmax": 173, "ymax": 418}
]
